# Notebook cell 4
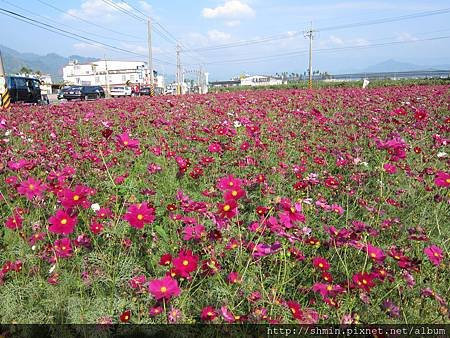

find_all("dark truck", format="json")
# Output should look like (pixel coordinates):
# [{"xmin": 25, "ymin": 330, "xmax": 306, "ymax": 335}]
[{"xmin": 5, "ymin": 75, "xmax": 47, "ymax": 104}]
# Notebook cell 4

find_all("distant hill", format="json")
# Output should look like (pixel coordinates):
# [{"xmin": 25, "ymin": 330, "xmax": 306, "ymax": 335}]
[
  {"xmin": 361, "ymin": 59, "xmax": 450, "ymax": 73},
  {"xmin": 0, "ymin": 44, "xmax": 99, "ymax": 82}
]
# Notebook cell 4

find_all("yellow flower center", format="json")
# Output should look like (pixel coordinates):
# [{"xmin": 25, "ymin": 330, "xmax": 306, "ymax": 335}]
[
  {"xmin": 207, "ymin": 311, "xmax": 213, "ymax": 316},
  {"xmin": 362, "ymin": 279, "xmax": 368, "ymax": 285},
  {"xmin": 160, "ymin": 286, "xmax": 167, "ymax": 293},
  {"xmin": 446, "ymin": 178, "xmax": 450, "ymax": 184},
  {"xmin": 290, "ymin": 308, "xmax": 296, "ymax": 314},
  {"xmin": 433, "ymin": 252, "xmax": 440, "ymax": 257},
  {"xmin": 29, "ymin": 184, "xmax": 35, "ymax": 190},
  {"xmin": 370, "ymin": 253, "xmax": 377, "ymax": 258},
  {"xmin": 327, "ymin": 285, "xmax": 333, "ymax": 291},
  {"xmin": 231, "ymin": 190, "xmax": 238, "ymax": 196},
  {"xmin": 182, "ymin": 260, "xmax": 189, "ymax": 266},
  {"xmin": 123, "ymin": 141, "xmax": 129, "ymax": 146},
  {"xmin": 229, "ymin": 182, "xmax": 234, "ymax": 186},
  {"xmin": 137, "ymin": 214, "xmax": 143, "ymax": 220},
  {"xmin": 61, "ymin": 219, "xmax": 67, "ymax": 225},
  {"xmin": 223, "ymin": 204, "xmax": 231, "ymax": 212},
  {"xmin": 61, "ymin": 246, "xmax": 66, "ymax": 251},
  {"xmin": 73, "ymin": 195, "xmax": 79, "ymax": 201},
  {"xmin": 290, "ymin": 207, "xmax": 295, "ymax": 213},
  {"xmin": 318, "ymin": 263, "xmax": 324, "ymax": 268}
]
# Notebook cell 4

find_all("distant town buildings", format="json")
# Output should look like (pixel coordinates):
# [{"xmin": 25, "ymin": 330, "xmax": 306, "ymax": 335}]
[
  {"xmin": 240, "ymin": 75, "xmax": 283, "ymax": 86},
  {"xmin": 62, "ymin": 59, "xmax": 164, "ymax": 88}
]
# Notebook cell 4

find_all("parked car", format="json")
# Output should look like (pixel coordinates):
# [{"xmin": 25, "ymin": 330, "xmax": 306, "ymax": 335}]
[
  {"xmin": 62, "ymin": 86, "xmax": 105, "ymax": 101},
  {"xmin": 57, "ymin": 86, "xmax": 72, "ymax": 100},
  {"xmin": 139, "ymin": 87, "xmax": 164, "ymax": 96},
  {"xmin": 110, "ymin": 86, "xmax": 132, "ymax": 97},
  {"xmin": 5, "ymin": 75, "xmax": 44, "ymax": 104}
]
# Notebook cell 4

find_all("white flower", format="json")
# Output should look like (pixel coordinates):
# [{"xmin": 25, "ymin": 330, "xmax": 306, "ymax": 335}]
[
  {"xmin": 49, "ymin": 265, "xmax": 56, "ymax": 274},
  {"xmin": 437, "ymin": 152, "xmax": 447, "ymax": 158},
  {"xmin": 233, "ymin": 120, "xmax": 242, "ymax": 128},
  {"xmin": 31, "ymin": 245, "xmax": 36, "ymax": 251},
  {"xmin": 91, "ymin": 203, "xmax": 100, "ymax": 212},
  {"xmin": 4, "ymin": 129, "xmax": 11, "ymax": 136}
]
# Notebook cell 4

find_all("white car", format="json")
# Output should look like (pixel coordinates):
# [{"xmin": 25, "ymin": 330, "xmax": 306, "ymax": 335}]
[{"xmin": 110, "ymin": 86, "xmax": 132, "ymax": 97}]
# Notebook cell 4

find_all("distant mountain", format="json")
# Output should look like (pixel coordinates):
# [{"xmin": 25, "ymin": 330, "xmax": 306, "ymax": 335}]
[
  {"xmin": 361, "ymin": 59, "xmax": 448, "ymax": 73},
  {"xmin": 0, "ymin": 45, "xmax": 99, "ymax": 82}
]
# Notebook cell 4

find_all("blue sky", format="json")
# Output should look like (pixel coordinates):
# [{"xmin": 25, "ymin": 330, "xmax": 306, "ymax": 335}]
[{"xmin": 1, "ymin": 0, "xmax": 450, "ymax": 80}]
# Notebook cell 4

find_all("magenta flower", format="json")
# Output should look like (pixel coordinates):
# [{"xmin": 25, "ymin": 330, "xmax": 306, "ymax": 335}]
[
  {"xmin": 434, "ymin": 171, "xmax": 450, "ymax": 188},
  {"xmin": 17, "ymin": 177, "xmax": 46, "ymax": 200},
  {"xmin": 148, "ymin": 276, "xmax": 180, "ymax": 300},
  {"xmin": 383, "ymin": 163, "xmax": 397, "ymax": 174},
  {"xmin": 123, "ymin": 202, "xmax": 155, "ymax": 229},
  {"xmin": 117, "ymin": 132, "xmax": 139, "ymax": 149},
  {"xmin": 366, "ymin": 243, "xmax": 386, "ymax": 263},
  {"xmin": 424, "ymin": 245, "xmax": 444, "ymax": 266},
  {"xmin": 53, "ymin": 238, "xmax": 72, "ymax": 258},
  {"xmin": 48, "ymin": 209, "xmax": 77, "ymax": 235}
]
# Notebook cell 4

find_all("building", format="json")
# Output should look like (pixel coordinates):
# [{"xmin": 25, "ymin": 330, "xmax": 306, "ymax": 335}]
[
  {"xmin": 240, "ymin": 75, "xmax": 282, "ymax": 86},
  {"xmin": 63, "ymin": 60, "xmax": 162, "ymax": 89}
]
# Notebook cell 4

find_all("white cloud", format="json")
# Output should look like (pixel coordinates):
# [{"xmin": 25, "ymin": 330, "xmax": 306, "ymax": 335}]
[
  {"xmin": 139, "ymin": 1, "xmax": 153, "ymax": 15},
  {"xmin": 207, "ymin": 30, "xmax": 232, "ymax": 42},
  {"xmin": 225, "ymin": 20, "xmax": 241, "ymax": 27},
  {"xmin": 396, "ymin": 32, "xmax": 419, "ymax": 42},
  {"xmin": 202, "ymin": 1, "xmax": 255, "ymax": 19},
  {"xmin": 66, "ymin": 0, "xmax": 133, "ymax": 22},
  {"xmin": 329, "ymin": 35, "xmax": 344, "ymax": 46}
]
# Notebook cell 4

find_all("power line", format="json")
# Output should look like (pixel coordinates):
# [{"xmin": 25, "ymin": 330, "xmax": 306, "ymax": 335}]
[
  {"xmin": 195, "ymin": 35, "xmax": 450, "ymax": 66},
  {"xmin": 36, "ymin": 0, "xmax": 144, "ymax": 40},
  {"xmin": 0, "ymin": 7, "xmax": 175, "ymax": 66},
  {"xmin": 187, "ymin": 7, "xmax": 450, "ymax": 53},
  {"xmin": 0, "ymin": 0, "xmax": 146, "ymax": 44}
]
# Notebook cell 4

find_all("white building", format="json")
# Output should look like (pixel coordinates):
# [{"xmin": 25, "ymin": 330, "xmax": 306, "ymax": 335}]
[
  {"xmin": 240, "ymin": 75, "xmax": 282, "ymax": 86},
  {"xmin": 63, "ymin": 60, "xmax": 162, "ymax": 89}
]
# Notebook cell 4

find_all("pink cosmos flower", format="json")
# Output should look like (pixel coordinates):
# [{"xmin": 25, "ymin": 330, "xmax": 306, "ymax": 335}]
[
  {"xmin": 227, "ymin": 272, "xmax": 240, "ymax": 284},
  {"xmin": 117, "ymin": 132, "xmax": 139, "ymax": 149},
  {"xmin": 53, "ymin": 238, "xmax": 72, "ymax": 258},
  {"xmin": 434, "ymin": 171, "xmax": 450, "ymax": 188},
  {"xmin": 383, "ymin": 163, "xmax": 397, "ymax": 174},
  {"xmin": 148, "ymin": 276, "xmax": 180, "ymax": 300},
  {"xmin": 216, "ymin": 175, "xmax": 243, "ymax": 191},
  {"xmin": 17, "ymin": 177, "xmax": 46, "ymax": 200},
  {"xmin": 48, "ymin": 209, "xmax": 77, "ymax": 235},
  {"xmin": 366, "ymin": 243, "xmax": 386, "ymax": 263},
  {"xmin": 5, "ymin": 213, "xmax": 23, "ymax": 230},
  {"xmin": 123, "ymin": 202, "xmax": 155, "ymax": 229},
  {"xmin": 424, "ymin": 245, "xmax": 444, "ymax": 266}
]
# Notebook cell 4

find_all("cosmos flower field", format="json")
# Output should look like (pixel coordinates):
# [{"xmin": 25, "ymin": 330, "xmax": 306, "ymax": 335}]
[{"xmin": 0, "ymin": 85, "xmax": 449, "ymax": 325}]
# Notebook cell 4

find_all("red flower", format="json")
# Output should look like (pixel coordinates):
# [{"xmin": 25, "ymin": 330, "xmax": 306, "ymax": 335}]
[
  {"xmin": 352, "ymin": 272, "xmax": 375, "ymax": 292},
  {"xmin": 48, "ymin": 209, "xmax": 77, "ymax": 235},
  {"xmin": 434, "ymin": 171, "xmax": 450, "ymax": 188},
  {"xmin": 227, "ymin": 271, "xmax": 240, "ymax": 284},
  {"xmin": 123, "ymin": 202, "xmax": 155, "ymax": 229},
  {"xmin": 312, "ymin": 257, "xmax": 330, "ymax": 270},
  {"xmin": 414, "ymin": 109, "xmax": 428, "ymax": 121},
  {"xmin": 148, "ymin": 276, "xmax": 180, "ymax": 300},
  {"xmin": 286, "ymin": 300, "xmax": 303, "ymax": 320},
  {"xmin": 17, "ymin": 177, "xmax": 46, "ymax": 200},
  {"xmin": 90, "ymin": 222, "xmax": 104, "ymax": 235},
  {"xmin": 223, "ymin": 187, "xmax": 246, "ymax": 201},
  {"xmin": 200, "ymin": 306, "xmax": 218, "ymax": 321},
  {"xmin": 59, "ymin": 185, "xmax": 90, "ymax": 209},
  {"xmin": 424, "ymin": 245, "xmax": 444, "ymax": 266},
  {"xmin": 324, "ymin": 176, "xmax": 339, "ymax": 189},
  {"xmin": 217, "ymin": 199, "xmax": 238, "ymax": 219},
  {"xmin": 173, "ymin": 250, "xmax": 199, "ymax": 278},
  {"xmin": 159, "ymin": 253, "xmax": 173, "ymax": 266},
  {"xmin": 119, "ymin": 310, "xmax": 131, "ymax": 323},
  {"xmin": 5, "ymin": 213, "xmax": 23, "ymax": 230},
  {"xmin": 216, "ymin": 175, "xmax": 243, "ymax": 191},
  {"xmin": 53, "ymin": 238, "xmax": 72, "ymax": 258}
]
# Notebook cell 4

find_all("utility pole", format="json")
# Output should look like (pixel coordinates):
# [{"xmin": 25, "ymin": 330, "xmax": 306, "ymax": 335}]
[
  {"xmin": 147, "ymin": 18, "xmax": 154, "ymax": 96},
  {"xmin": 304, "ymin": 22, "xmax": 315, "ymax": 89},
  {"xmin": 176, "ymin": 44, "xmax": 182, "ymax": 95},
  {"xmin": 104, "ymin": 55, "xmax": 110, "ymax": 97}
]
